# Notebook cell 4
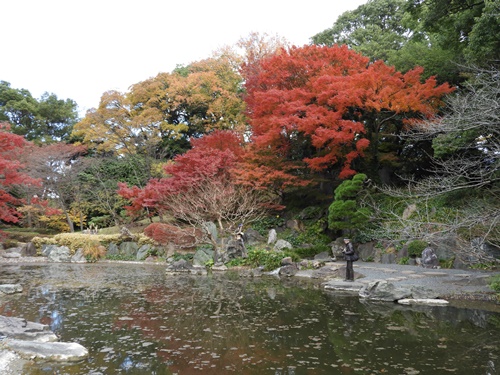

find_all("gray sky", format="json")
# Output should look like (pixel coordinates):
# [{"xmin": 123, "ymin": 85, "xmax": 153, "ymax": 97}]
[{"xmin": 2, "ymin": 0, "xmax": 367, "ymax": 115}]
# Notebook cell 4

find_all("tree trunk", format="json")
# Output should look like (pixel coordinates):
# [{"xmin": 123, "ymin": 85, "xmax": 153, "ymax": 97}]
[{"xmin": 63, "ymin": 209, "xmax": 75, "ymax": 233}]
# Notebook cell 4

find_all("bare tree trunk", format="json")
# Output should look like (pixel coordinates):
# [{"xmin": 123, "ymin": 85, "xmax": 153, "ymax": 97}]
[{"xmin": 64, "ymin": 208, "xmax": 75, "ymax": 233}]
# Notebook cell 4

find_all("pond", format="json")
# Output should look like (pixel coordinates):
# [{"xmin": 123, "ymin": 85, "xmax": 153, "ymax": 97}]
[{"xmin": 0, "ymin": 262, "xmax": 499, "ymax": 374}]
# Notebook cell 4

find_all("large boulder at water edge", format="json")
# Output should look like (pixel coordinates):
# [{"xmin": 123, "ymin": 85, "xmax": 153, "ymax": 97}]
[
  {"xmin": 136, "ymin": 245, "xmax": 152, "ymax": 260},
  {"xmin": 21, "ymin": 242, "xmax": 38, "ymax": 257},
  {"xmin": 119, "ymin": 242, "xmax": 139, "ymax": 258},
  {"xmin": 41, "ymin": 245, "xmax": 71, "ymax": 262},
  {"xmin": 71, "ymin": 248, "xmax": 86, "ymax": 263},
  {"xmin": 193, "ymin": 247, "xmax": 214, "ymax": 266},
  {"xmin": 359, "ymin": 280, "xmax": 441, "ymax": 301}
]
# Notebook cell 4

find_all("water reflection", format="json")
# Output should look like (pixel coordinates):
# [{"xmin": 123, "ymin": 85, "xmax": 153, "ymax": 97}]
[{"xmin": 0, "ymin": 263, "xmax": 498, "ymax": 374}]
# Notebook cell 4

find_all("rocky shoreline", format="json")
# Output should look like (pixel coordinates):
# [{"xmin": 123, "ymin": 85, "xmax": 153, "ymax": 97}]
[{"xmin": 0, "ymin": 255, "xmax": 498, "ymax": 301}]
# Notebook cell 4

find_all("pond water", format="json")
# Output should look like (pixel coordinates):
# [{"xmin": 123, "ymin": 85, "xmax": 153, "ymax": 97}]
[{"xmin": 0, "ymin": 262, "xmax": 499, "ymax": 375}]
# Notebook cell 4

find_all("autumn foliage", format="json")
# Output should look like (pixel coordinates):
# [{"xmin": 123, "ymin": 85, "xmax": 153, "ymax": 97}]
[
  {"xmin": 119, "ymin": 130, "xmax": 277, "ymax": 247},
  {"xmin": 73, "ymin": 56, "xmax": 246, "ymax": 159},
  {"xmin": 143, "ymin": 222, "xmax": 202, "ymax": 248},
  {"xmin": 0, "ymin": 123, "xmax": 39, "ymax": 224},
  {"xmin": 243, "ymin": 44, "xmax": 454, "ymax": 184},
  {"xmin": 118, "ymin": 131, "xmax": 243, "ymax": 218}
]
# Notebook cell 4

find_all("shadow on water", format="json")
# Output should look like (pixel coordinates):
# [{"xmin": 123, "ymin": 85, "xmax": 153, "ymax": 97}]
[{"xmin": 0, "ymin": 263, "xmax": 499, "ymax": 374}]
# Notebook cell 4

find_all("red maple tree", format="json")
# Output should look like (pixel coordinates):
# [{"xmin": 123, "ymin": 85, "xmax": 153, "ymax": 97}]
[
  {"xmin": 118, "ymin": 130, "xmax": 277, "ymax": 248},
  {"xmin": 243, "ymin": 44, "xmax": 454, "ymax": 186},
  {"xmin": 0, "ymin": 123, "xmax": 39, "ymax": 225}
]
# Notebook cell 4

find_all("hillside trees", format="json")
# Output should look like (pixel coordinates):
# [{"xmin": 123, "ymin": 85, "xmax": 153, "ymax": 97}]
[
  {"xmin": 312, "ymin": 0, "xmax": 411, "ymax": 63},
  {"xmin": 407, "ymin": 0, "xmax": 500, "ymax": 67},
  {"xmin": 311, "ymin": 0, "xmax": 499, "ymax": 85},
  {"xmin": 0, "ymin": 123, "xmax": 39, "ymax": 227},
  {"xmin": 243, "ymin": 44, "xmax": 453, "ymax": 191},
  {"xmin": 0, "ymin": 81, "xmax": 78, "ymax": 142}
]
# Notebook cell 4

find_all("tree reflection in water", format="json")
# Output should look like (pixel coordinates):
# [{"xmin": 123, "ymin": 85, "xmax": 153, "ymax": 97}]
[{"xmin": 0, "ymin": 263, "xmax": 497, "ymax": 374}]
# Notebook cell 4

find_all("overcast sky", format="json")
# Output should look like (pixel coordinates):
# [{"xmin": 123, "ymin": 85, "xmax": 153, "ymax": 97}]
[{"xmin": 2, "ymin": 0, "xmax": 367, "ymax": 115}]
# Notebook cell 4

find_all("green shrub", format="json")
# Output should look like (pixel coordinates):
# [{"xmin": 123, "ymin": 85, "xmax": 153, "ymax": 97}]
[
  {"xmin": 245, "ymin": 248, "xmax": 295, "ymax": 271},
  {"xmin": 293, "ymin": 245, "xmax": 330, "ymax": 259},
  {"xmin": 282, "ymin": 231, "xmax": 302, "ymax": 247},
  {"xmin": 2, "ymin": 239, "xmax": 18, "ymax": 249},
  {"xmin": 251, "ymin": 216, "xmax": 285, "ymax": 236},
  {"xmin": 226, "ymin": 258, "xmax": 247, "ymax": 267},
  {"xmin": 171, "ymin": 252, "xmax": 194, "ymax": 262},
  {"xmin": 440, "ymin": 258, "xmax": 455, "ymax": 269},
  {"xmin": 489, "ymin": 274, "xmax": 500, "ymax": 292},
  {"xmin": 407, "ymin": 240, "xmax": 428, "ymax": 257},
  {"xmin": 398, "ymin": 256, "xmax": 410, "ymax": 265},
  {"xmin": 295, "ymin": 219, "xmax": 330, "ymax": 245},
  {"xmin": 471, "ymin": 262, "xmax": 498, "ymax": 270},
  {"xmin": 328, "ymin": 174, "xmax": 373, "ymax": 235},
  {"xmin": 205, "ymin": 258, "xmax": 214, "ymax": 269}
]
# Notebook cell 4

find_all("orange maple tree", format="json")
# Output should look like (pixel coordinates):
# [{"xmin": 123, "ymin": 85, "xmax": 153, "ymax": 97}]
[{"xmin": 243, "ymin": 44, "xmax": 454, "ymax": 187}]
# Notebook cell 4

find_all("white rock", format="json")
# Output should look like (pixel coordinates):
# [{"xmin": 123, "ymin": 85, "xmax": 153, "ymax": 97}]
[
  {"xmin": 5, "ymin": 340, "xmax": 89, "ymax": 362},
  {"xmin": 398, "ymin": 298, "xmax": 449, "ymax": 306}
]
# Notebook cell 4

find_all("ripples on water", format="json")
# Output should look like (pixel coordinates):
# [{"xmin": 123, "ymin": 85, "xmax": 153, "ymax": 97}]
[{"xmin": 0, "ymin": 263, "xmax": 499, "ymax": 374}]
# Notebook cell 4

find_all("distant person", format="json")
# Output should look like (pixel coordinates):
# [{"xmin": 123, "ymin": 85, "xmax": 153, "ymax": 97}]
[
  {"xmin": 342, "ymin": 238, "xmax": 356, "ymax": 281},
  {"xmin": 235, "ymin": 224, "xmax": 247, "ymax": 258}
]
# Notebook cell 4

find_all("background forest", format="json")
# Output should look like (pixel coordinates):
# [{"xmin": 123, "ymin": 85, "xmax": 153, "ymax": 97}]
[{"xmin": 1, "ymin": 0, "xmax": 499, "ymax": 267}]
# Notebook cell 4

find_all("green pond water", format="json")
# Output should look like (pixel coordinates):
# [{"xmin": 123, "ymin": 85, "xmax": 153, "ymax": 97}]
[{"xmin": 0, "ymin": 262, "xmax": 499, "ymax": 374}]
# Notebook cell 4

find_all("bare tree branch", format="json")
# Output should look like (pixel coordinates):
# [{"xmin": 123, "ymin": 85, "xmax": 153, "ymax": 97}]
[{"xmin": 374, "ymin": 66, "xmax": 500, "ymax": 264}]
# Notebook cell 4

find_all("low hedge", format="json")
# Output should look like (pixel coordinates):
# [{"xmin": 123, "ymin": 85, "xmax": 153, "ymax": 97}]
[{"xmin": 31, "ymin": 233, "xmax": 155, "ymax": 254}]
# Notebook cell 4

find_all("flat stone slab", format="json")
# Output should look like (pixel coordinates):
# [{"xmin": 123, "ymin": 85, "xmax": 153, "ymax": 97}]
[
  {"xmin": 422, "ymin": 272, "xmax": 449, "ymax": 277},
  {"xmin": 398, "ymin": 298, "xmax": 449, "ymax": 306},
  {"xmin": 0, "ymin": 284, "xmax": 23, "ymax": 294},
  {"xmin": 0, "ymin": 316, "xmax": 57, "ymax": 342},
  {"xmin": 323, "ymin": 280, "xmax": 363, "ymax": 292},
  {"xmin": 5, "ymin": 339, "xmax": 88, "ymax": 362},
  {"xmin": 2, "ymin": 253, "xmax": 21, "ymax": 258}
]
